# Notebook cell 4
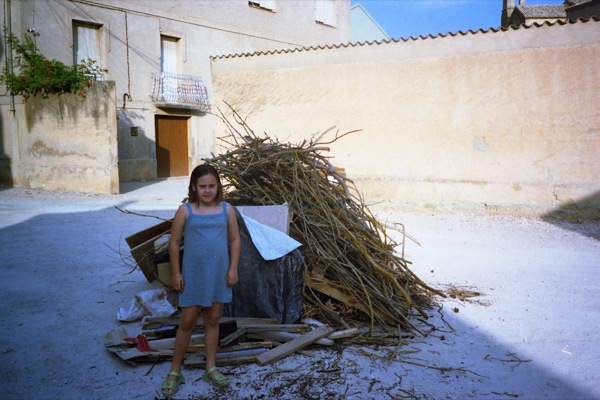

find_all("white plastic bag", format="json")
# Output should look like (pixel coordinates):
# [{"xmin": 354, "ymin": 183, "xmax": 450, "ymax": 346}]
[{"xmin": 117, "ymin": 288, "xmax": 177, "ymax": 322}]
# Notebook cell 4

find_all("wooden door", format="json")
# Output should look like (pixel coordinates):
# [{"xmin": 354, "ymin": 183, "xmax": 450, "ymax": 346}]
[{"xmin": 155, "ymin": 115, "xmax": 189, "ymax": 178}]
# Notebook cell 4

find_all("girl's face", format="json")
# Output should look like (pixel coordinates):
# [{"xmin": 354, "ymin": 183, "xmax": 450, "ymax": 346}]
[{"xmin": 193, "ymin": 173, "xmax": 219, "ymax": 205}]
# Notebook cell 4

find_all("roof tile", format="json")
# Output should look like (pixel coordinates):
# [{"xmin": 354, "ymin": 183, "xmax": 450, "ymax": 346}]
[{"xmin": 210, "ymin": 17, "xmax": 600, "ymax": 59}]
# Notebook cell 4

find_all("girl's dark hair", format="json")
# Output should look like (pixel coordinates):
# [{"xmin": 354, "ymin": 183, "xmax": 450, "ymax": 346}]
[{"xmin": 187, "ymin": 163, "xmax": 223, "ymax": 204}]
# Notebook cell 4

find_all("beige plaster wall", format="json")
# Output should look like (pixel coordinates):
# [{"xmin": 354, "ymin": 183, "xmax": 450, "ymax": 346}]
[
  {"xmin": 6, "ymin": 82, "xmax": 118, "ymax": 194},
  {"xmin": 211, "ymin": 21, "xmax": 600, "ymax": 217}
]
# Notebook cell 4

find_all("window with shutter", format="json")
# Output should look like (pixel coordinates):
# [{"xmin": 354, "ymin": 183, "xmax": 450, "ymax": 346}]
[{"xmin": 316, "ymin": 0, "xmax": 335, "ymax": 26}]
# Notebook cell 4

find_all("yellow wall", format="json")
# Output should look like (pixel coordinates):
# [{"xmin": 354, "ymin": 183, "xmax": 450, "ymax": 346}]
[{"xmin": 211, "ymin": 21, "xmax": 600, "ymax": 217}]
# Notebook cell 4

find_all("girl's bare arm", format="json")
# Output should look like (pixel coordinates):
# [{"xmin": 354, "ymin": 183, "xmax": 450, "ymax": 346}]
[
  {"xmin": 226, "ymin": 205, "xmax": 241, "ymax": 287},
  {"xmin": 169, "ymin": 204, "xmax": 187, "ymax": 292}
]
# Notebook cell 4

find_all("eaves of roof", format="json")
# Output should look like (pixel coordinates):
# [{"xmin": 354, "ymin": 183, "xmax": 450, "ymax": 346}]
[
  {"xmin": 210, "ymin": 16, "xmax": 599, "ymax": 60},
  {"xmin": 515, "ymin": 4, "xmax": 567, "ymax": 19},
  {"xmin": 566, "ymin": 0, "xmax": 600, "ymax": 10},
  {"xmin": 566, "ymin": 0, "xmax": 593, "ymax": 6}
]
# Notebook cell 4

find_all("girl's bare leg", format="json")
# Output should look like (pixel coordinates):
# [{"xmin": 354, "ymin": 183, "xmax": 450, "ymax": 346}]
[
  {"xmin": 203, "ymin": 303, "xmax": 223, "ymax": 371},
  {"xmin": 170, "ymin": 306, "xmax": 200, "ymax": 373}
]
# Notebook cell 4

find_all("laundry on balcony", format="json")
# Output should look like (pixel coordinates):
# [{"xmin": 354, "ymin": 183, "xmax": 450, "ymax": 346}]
[{"xmin": 150, "ymin": 72, "xmax": 211, "ymax": 112}]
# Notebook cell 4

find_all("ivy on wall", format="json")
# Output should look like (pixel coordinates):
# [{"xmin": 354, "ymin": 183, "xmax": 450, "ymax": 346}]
[{"xmin": 1, "ymin": 34, "xmax": 108, "ymax": 100}]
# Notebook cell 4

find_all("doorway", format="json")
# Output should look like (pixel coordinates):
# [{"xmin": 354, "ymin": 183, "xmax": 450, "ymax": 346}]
[{"xmin": 155, "ymin": 115, "xmax": 189, "ymax": 178}]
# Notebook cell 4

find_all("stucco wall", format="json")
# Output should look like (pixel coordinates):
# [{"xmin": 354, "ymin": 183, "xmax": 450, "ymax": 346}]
[
  {"xmin": 3, "ymin": 82, "xmax": 118, "ymax": 193},
  {"xmin": 211, "ymin": 21, "xmax": 600, "ymax": 217}
]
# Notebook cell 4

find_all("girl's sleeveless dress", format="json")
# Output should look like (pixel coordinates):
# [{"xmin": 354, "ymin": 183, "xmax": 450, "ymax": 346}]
[{"xmin": 179, "ymin": 202, "xmax": 232, "ymax": 308}]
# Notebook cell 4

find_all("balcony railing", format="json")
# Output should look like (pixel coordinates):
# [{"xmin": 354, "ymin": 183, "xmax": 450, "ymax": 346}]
[{"xmin": 150, "ymin": 72, "xmax": 211, "ymax": 112}]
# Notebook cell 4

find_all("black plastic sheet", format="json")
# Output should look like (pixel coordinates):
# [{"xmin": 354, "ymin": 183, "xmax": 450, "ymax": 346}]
[{"xmin": 222, "ymin": 209, "xmax": 304, "ymax": 324}]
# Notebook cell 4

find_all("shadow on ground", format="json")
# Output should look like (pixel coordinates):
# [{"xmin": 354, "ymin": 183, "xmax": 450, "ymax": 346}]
[
  {"xmin": 0, "ymin": 203, "xmax": 598, "ymax": 399},
  {"xmin": 541, "ymin": 190, "xmax": 600, "ymax": 241}
]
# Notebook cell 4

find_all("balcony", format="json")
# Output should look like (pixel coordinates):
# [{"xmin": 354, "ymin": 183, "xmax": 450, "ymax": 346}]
[{"xmin": 150, "ymin": 72, "xmax": 211, "ymax": 112}]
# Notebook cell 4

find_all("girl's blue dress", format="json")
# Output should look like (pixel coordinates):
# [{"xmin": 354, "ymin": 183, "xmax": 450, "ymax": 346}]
[{"xmin": 179, "ymin": 202, "xmax": 232, "ymax": 307}]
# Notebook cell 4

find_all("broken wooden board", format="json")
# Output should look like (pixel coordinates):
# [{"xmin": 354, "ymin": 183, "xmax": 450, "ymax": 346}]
[
  {"xmin": 220, "ymin": 327, "xmax": 246, "ymax": 347},
  {"xmin": 142, "ymin": 316, "xmax": 281, "ymax": 331},
  {"xmin": 185, "ymin": 347, "xmax": 270, "ymax": 367},
  {"xmin": 103, "ymin": 328, "xmax": 172, "ymax": 364},
  {"xmin": 247, "ymin": 331, "xmax": 334, "ymax": 346},
  {"xmin": 242, "ymin": 324, "xmax": 309, "ymax": 333},
  {"xmin": 256, "ymin": 325, "xmax": 333, "ymax": 366},
  {"xmin": 144, "ymin": 333, "xmax": 205, "ymax": 351},
  {"xmin": 188, "ymin": 341, "xmax": 272, "ymax": 354}
]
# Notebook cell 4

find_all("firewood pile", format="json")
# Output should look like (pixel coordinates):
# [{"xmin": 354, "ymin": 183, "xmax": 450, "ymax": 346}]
[{"xmin": 207, "ymin": 107, "xmax": 444, "ymax": 335}]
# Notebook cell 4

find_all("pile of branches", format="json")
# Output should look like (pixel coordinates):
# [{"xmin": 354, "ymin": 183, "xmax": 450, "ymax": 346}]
[{"xmin": 208, "ymin": 108, "xmax": 443, "ymax": 334}]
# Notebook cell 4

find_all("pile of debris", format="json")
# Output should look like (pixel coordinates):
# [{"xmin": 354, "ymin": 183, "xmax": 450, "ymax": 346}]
[
  {"xmin": 208, "ymin": 107, "xmax": 443, "ymax": 333},
  {"xmin": 109, "ymin": 107, "xmax": 445, "ymax": 368},
  {"xmin": 105, "ymin": 316, "xmax": 361, "ymax": 367}
]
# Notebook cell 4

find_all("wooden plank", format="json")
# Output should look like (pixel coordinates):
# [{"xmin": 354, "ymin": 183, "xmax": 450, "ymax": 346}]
[
  {"xmin": 243, "ymin": 324, "xmax": 308, "ymax": 333},
  {"xmin": 185, "ymin": 348, "xmax": 270, "ymax": 367},
  {"xmin": 147, "ymin": 333, "xmax": 204, "ymax": 351},
  {"xmin": 216, "ymin": 348, "xmax": 267, "ymax": 363},
  {"xmin": 142, "ymin": 316, "xmax": 281, "ymax": 330},
  {"xmin": 146, "ymin": 319, "xmax": 236, "ymax": 351},
  {"xmin": 106, "ymin": 346, "xmax": 173, "ymax": 361},
  {"xmin": 220, "ymin": 327, "xmax": 246, "ymax": 347},
  {"xmin": 248, "ymin": 331, "xmax": 334, "ymax": 346},
  {"xmin": 235, "ymin": 318, "xmax": 282, "ymax": 326},
  {"xmin": 256, "ymin": 325, "xmax": 333, "ymax": 366},
  {"xmin": 188, "ymin": 341, "xmax": 272, "ymax": 353},
  {"xmin": 270, "ymin": 340, "xmax": 314, "ymax": 358}
]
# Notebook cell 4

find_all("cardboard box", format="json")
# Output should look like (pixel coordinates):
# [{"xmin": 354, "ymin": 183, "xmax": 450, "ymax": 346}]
[{"xmin": 125, "ymin": 220, "xmax": 172, "ymax": 283}]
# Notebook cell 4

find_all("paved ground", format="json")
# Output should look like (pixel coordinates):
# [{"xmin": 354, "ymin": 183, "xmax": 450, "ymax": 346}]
[{"xmin": 0, "ymin": 179, "xmax": 599, "ymax": 399}]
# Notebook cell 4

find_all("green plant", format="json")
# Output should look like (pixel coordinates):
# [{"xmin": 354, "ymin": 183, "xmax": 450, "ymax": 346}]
[{"xmin": 0, "ymin": 33, "xmax": 108, "ymax": 99}]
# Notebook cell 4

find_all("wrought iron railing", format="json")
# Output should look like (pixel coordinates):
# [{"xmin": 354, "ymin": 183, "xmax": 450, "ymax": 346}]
[{"xmin": 150, "ymin": 72, "xmax": 211, "ymax": 112}]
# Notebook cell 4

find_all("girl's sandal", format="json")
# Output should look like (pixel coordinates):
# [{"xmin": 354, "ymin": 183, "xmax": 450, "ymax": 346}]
[
  {"xmin": 161, "ymin": 370, "xmax": 184, "ymax": 397},
  {"xmin": 203, "ymin": 366, "xmax": 230, "ymax": 387}
]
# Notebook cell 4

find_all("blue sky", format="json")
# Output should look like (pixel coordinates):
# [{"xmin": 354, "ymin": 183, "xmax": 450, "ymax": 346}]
[{"xmin": 351, "ymin": 0, "xmax": 566, "ymax": 39}]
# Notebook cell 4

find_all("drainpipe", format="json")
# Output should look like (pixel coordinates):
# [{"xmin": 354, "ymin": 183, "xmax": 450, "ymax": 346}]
[
  {"xmin": 5, "ymin": 0, "xmax": 15, "ymax": 112},
  {"xmin": 5, "ymin": 0, "xmax": 20, "ymax": 186}
]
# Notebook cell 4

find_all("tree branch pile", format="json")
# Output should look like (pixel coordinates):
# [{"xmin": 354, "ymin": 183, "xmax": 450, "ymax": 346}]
[{"xmin": 208, "ymin": 108, "xmax": 443, "ymax": 334}]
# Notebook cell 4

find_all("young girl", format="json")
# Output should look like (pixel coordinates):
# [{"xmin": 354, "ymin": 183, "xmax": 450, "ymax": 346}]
[{"xmin": 162, "ymin": 163, "xmax": 241, "ymax": 396}]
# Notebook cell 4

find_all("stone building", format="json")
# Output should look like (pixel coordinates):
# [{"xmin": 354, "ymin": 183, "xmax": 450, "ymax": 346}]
[{"xmin": 0, "ymin": 0, "xmax": 351, "ymax": 188}]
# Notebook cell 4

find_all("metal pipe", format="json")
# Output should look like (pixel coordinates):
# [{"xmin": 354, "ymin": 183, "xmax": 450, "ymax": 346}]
[{"xmin": 5, "ymin": 0, "xmax": 15, "ymax": 112}]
